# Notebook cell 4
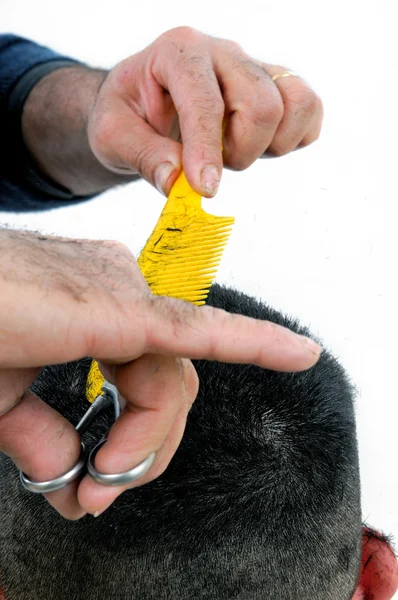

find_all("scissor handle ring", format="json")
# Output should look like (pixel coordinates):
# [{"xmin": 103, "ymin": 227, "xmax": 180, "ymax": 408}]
[
  {"xmin": 87, "ymin": 440, "xmax": 156, "ymax": 486},
  {"xmin": 19, "ymin": 442, "xmax": 86, "ymax": 494}
]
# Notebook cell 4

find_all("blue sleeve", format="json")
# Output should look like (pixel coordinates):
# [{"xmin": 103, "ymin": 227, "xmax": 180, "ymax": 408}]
[{"xmin": 0, "ymin": 34, "xmax": 94, "ymax": 213}]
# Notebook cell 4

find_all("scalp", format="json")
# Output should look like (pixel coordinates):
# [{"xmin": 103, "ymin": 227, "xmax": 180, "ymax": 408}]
[{"xmin": 0, "ymin": 284, "xmax": 362, "ymax": 599}]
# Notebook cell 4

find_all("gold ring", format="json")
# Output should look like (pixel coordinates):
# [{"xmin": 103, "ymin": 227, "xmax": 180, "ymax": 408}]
[{"xmin": 271, "ymin": 71, "xmax": 296, "ymax": 82}]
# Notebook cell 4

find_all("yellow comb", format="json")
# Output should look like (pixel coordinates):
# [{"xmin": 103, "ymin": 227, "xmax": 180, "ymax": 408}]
[{"xmin": 86, "ymin": 168, "xmax": 235, "ymax": 403}]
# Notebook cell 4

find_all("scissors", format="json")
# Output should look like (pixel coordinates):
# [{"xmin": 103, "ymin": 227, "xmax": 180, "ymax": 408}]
[{"xmin": 19, "ymin": 381, "xmax": 156, "ymax": 494}]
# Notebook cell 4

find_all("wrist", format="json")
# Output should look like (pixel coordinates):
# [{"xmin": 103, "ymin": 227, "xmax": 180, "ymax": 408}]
[
  {"xmin": 21, "ymin": 66, "xmax": 140, "ymax": 196},
  {"xmin": 22, "ymin": 65, "xmax": 103, "ymax": 194}
]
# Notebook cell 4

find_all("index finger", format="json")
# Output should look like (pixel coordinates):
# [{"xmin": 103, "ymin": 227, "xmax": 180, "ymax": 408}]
[
  {"xmin": 152, "ymin": 30, "xmax": 224, "ymax": 197},
  {"xmin": 91, "ymin": 294, "xmax": 322, "ymax": 371}
]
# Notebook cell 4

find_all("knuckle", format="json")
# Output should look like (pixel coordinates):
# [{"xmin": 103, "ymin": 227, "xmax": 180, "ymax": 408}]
[
  {"xmin": 177, "ymin": 53, "xmax": 215, "ymax": 86},
  {"xmin": 0, "ymin": 392, "xmax": 24, "ymax": 417},
  {"xmin": 132, "ymin": 144, "xmax": 157, "ymax": 179},
  {"xmin": 187, "ymin": 95, "xmax": 224, "ymax": 116},
  {"xmin": 261, "ymin": 319, "xmax": 280, "ymax": 341},
  {"xmin": 245, "ymin": 93, "xmax": 284, "ymax": 131},
  {"xmin": 288, "ymin": 87, "xmax": 318, "ymax": 119},
  {"xmin": 221, "ymin": 38, "xmax": 243, "ymax": 54},
  {"xmin": 262, "ymin": 94, "xmax": 285, "ymax": 126},
  {"xmin": 146, "ymin": 296, "xmax": 192, "ymax": 344},
  {"xmin": 221, "ymin": 57, "xmax": 284, "ymax": 137},
  {"xmin": 162, "ymin": 26, "xmax": 204, "ymax": 45},
  {"xmin": 200, "ymin": 305, "xmax": 228, "ymax": 355},
  {"xmin": 170, "ymin": 25, "xmax": 197, "ymax": 37},
  {"xmin": 236, "ymin": 59, "xmax": 268, "ymax": 84}
]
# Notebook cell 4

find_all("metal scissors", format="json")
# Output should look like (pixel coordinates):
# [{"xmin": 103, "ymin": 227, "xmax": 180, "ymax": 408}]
[{"xmin": 19, "ymin": 381, "xmax": 156, "ymax": 494}]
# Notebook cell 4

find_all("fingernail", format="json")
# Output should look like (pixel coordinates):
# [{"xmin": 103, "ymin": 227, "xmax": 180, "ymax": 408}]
[
  {"xmin": 299, "ymin": 335, "xmax": 322, "ymax": 356},
  {"xmin": 90, "ymin": 499, "xmax": 115, "ymax": 519},
  {"xmin": 154, "ymin": 162, "xmax": 177, "ymax": 195},
  {"xmin": 92, "ymin": 503, "xmax": 112, "ymax": 518},
  {"xmin": 201, "ymin": 165, "xmax": 220, "ymax": 196}
]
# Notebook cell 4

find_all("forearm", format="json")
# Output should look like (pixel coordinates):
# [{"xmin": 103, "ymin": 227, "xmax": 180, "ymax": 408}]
[{"xmin": 22, "ymin": 66, "xmax": 140, "ymax": 196}]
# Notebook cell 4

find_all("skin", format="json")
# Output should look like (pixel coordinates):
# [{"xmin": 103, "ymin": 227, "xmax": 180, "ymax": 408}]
[
  {"xmin": 1, "ymin": 27, "xmax": 325, "ymax": 520},
  {"xmin": 352, "ymin": 528, "xmax": 398, "ymax": 600},
  {"xmin": 22, "ymin": 27, "xmax": 324, "ymax": 198}
]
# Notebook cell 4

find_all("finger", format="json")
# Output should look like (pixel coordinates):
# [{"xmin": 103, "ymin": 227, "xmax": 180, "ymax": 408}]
[
  {"xmin": 261, "ymin": 65, "xmax": 321, "ymax": 155},
  {"xmin": 299, "ymin": 94, "xmax": 324, "ymax": 147},
  {"xmin": 98, "ymin": 355, "xmax": 188, "ymax": 471},
  {"xmin": 0, "ymin": 389, "xmax": 84, "ymax": 519},
  {"xmin": 78, "ymin": 357, "xmax": 198, "ymax": 515},
  {"xmin": 78, "ymin": 388, "xmax": 192, "ymax": 516},
  {"xmin": 212, "ymin": 47, "xmax": 284, "ymax": 170},
  {"xmin": 0, "ymin": 367, "xmax": 40, "ymax": 416},
  {"xmin": 45, "ymin": 480, "xmax": 86, "ymax": 521},
  {"xmin": 152, "ymin": 28, "xmax": 225, "ymax": 197},
  {"xmin": 89, "ymin": 295, "xmax": 322, "ymax": 372},
  {"xmin": 1, "ymin": 285, "xmax": 322, "ymax": 371},
  {"xmin": 89, "ymin": 94, "xmax": 182, "ymax": 196}
]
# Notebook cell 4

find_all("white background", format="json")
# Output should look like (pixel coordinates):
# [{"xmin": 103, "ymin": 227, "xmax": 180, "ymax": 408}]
[{"xmin": 2, "ymin": 0, "xmax": 398, "ymax": 589}]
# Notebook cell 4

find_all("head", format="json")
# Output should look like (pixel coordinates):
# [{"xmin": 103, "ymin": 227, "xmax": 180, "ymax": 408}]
[{"xmin": 0, "ymin": 284, "xmax": 396, "ymax": 599}]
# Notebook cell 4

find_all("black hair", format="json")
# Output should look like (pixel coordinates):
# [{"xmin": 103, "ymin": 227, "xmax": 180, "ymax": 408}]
[{"xmin": 0, "ymin": 284, "xmax": 362, "ymax": 599}]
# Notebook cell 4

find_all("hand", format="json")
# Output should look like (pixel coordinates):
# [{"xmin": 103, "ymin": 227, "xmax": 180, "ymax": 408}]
[
  {"xmin": 0, "ymin": 229, "xmax": 322, "ymax": 519},
  {"xmin": 88, "ymin": 26, "xmax": 323, "ymax": 197},
  {"xmin": 22, "ymin": 27, "xmax": 322, "ymax": 198}
]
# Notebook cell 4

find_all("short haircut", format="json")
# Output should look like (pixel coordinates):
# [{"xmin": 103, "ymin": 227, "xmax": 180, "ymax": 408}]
[{"xmin": 0, "ymin": 284, "xmax": 362, "ymax": 599}]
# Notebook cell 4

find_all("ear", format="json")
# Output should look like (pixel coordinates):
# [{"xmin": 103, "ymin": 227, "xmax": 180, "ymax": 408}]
[{"xmin": 353, "ymin": 526, "xmax": 398, "ymax": 600}]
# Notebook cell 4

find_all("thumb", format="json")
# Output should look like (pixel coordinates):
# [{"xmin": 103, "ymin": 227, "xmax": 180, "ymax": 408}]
[{"xmin": 88, "ymin": 96, "xmax": 182, "ymax": 195}]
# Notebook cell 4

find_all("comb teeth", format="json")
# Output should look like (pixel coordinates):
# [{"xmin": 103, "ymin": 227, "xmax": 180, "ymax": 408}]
[
  {"xmin": 138, "ymin": 221, "xmax": 234, "ymax": 305},
  {"xmin": 137, "ymin": 170, "xmax": 235, "ymax": 307},
  {"xmin": 139, "ymin": 234, "xmax": 232, "ymax": 304}
]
